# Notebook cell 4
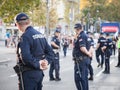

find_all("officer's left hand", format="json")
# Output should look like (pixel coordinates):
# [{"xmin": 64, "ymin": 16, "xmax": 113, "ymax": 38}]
[
  {"xmin": 39, "ymin": 60, "xmax": 48, "ymax": 70},
  {"xmin": 101, "ymin": 46, "xmax": 106, "ymax": 52}
]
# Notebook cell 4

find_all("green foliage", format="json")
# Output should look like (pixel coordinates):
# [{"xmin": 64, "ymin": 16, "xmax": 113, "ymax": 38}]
[
  {"xmin": 82, "ymin": 0, "xmax": 120, "ymax": 22},
  {"xmin": 63, "ymin": 0, "xmax": 81, "ymax": 24},
  {"xmin": 0, "ymin": 0, "xmax": 40, "ymax": 23},
  {"xmin": 0, "ymin": 0, "xmax": 58, "ymax": 29}
]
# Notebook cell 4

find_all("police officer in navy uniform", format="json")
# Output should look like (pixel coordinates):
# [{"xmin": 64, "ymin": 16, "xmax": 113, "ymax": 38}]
[
  {"xmin": 102, "ymin": 33, "xmax": 112, "ymax": 74},
  {"xmin": 96, "ymin": 32, "xmax": 106, "ymax": 68},
  {"xmin": 14, "ymin": 13, "xmax": 54, "ymax": 90},
  {"xmin": 115, "ymin": 32, "xmax": 120, "ymax": 67},
  {"xmin": 49, "ymin": 29, "xmax": 61, "ymax": 81},
  {"xmin": 87, "ymin": 31, "xmax": 94, "ymax": 80},
  {"xmin": 73, "ymin": 23, "xmax": 92, "ymax": 90}
]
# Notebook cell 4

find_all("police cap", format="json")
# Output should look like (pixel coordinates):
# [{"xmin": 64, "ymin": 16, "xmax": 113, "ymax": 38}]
[
  {"xmin": 106, "ymin": 33, "xmax": 110, "ymax": 36},
  {"xmin": 55, "ymin": 29, "xmax": 60, "ymax": 33},
  {"xmin": 14, "ymin": 12, "xmax": 29, "ymax": 23},
  {"xmin": 74, "ymin": 23, "xmax": 82, "ymax": 29},
  {"xmin": 86, "ymin": 31, "xmax": 92, "ymax": 35},
  {"xmin": 100, "ymin": 32, "xmax": 104, "ymax": 35}
]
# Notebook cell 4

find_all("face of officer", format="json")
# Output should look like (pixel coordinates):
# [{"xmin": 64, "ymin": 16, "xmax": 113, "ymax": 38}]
[
  {"xmin": 75, "ymin": 28, "xmax": 82, "ymax": 35},
  {"xmin": 55, "ymin": 32, "xmax": 60, "ymax": 37}
]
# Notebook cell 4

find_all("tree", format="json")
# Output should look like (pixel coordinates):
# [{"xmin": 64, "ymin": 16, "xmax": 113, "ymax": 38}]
[
  {"xmin": 0, "ymin": 0, "xmax": 41, "ymax": 23},
  {"xmin": 82, "ymin": 0, "xmax": 120, "ymax": 22},
  {"xmin": 0, "ymin": 0, "xmax": 58, "ymax": 32}
]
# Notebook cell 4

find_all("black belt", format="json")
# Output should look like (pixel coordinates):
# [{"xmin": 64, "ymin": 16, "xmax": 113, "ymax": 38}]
[
  {"xmin": 13, "ymin": 64, "xmax": 35, "ymax": 74},
  {"xmin": 73, "ymin": 56, "xmax": 89, "ymax": 63}
]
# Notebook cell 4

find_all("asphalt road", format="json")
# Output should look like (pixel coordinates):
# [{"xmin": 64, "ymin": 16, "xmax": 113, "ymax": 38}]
[{"xmin": 0, "ymin": 40, "xmax": 120, "ymax": 90}]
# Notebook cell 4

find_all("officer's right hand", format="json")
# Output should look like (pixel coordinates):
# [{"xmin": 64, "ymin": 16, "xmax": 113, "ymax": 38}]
[
  {"xmin": 39, "ymin": 60, "xmax": 48, "ymax": 70},
  {"xmin": 88, "ymin": 52, "xmax": 92, "ymax": 58}
]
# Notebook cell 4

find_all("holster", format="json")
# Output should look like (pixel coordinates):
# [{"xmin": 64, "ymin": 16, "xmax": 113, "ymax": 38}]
[
  {"xmin": 13, "ymin": 64, "xmax": 20, "ymax": 74},
  {"xmin": 73, "ymin": 56, "xmax": 88, "ymax": 63},
  {"xmin": 53, "ymin": 49, "xmax": 59, "ymax": 54},
  {"xmin": 13, "ymin": 64, "xmax": 35, "ymax": 74}
]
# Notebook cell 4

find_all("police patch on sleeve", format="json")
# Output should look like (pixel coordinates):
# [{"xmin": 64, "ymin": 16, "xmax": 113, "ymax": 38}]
[{"xmin": 32, "ymin": 34, "xmax": 45, "ymax": 39}]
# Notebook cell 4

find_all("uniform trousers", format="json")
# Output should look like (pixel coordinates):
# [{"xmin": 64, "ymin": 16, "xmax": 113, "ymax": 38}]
[
  {"xmin": 19, "ymin": 70, "xmax": 44, "ymax": 90},
  {"xmin": 49, "ymin": 53, "xmax": 60, "ymax": 79},
  {"xmin": 117, "ymin": 49, "xmax": 120, "ymax": 66},
  {"xmin": 96, "ymin": 50, "xmax": 104, "ymax": 66},
  {"xmin": 74, "ymin": 58, "xmax": 90, "ymax": 90},
  {"xmin": 88, "ymin": 60, "xmax": 93, "ymax": 77},
  {"xmin": 104, "ymin": 56, "xmax": 110, "ymax": 73}
]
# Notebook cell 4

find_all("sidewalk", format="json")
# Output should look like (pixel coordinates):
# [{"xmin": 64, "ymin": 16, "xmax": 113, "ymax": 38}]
[{"xmin": 0, "ymin": 40, "xmax": 16, "ymax": 62}]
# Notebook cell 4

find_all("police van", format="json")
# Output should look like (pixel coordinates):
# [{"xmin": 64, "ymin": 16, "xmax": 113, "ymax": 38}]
[{"xmin": 101, "ymin": 22, "xmax": 120, "ymax": 37}]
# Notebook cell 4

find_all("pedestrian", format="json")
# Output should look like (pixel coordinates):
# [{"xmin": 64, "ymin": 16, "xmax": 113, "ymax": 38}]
[
  {"xmin": 96, "ymin": 32, "xmax": 106, "ymax": 68},
  {"xmin": 115, "ymin": 32, "xmax": 120, "ymax": 67},
  {"xmin": 62, "ymin": 36, "xmax": 69, "ymax": 57},
  {"xmin": 14, "ymin": 12, "xmax": 54, "ymax": 90},
  {"xmin": 5, "ymin": 31, "xmax": 11, "ymax": 48},
  {"xmin": 102, "ymin": 33, "xmax": 112, "ymax": 74},
  {"xmin": 11, "ymin": 34, "xmax": 17, "ymax": 48},
  {"xmin": 49, "ymin": 29, "xmax": 61, "ymax": 81},
  {"xmin": 86, "ymin": 31, "xmax": 94, "ymax": 80},
  {"xmin": 72, "ymin": 23, "xmax": 92, "ymax": 90}
]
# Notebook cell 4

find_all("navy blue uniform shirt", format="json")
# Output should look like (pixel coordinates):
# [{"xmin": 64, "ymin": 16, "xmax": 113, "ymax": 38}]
[
  {"xmin": 90, "ymin": 37, "xmax": 94, "ymax": 47},
  {"xmin": 104, "ymin": 38, "xmax": 113, "ymax": 50},
  {"xmin": 73, "ymin": 31, "xmax": 91, "ymax": 57},
  {"xmin": 19, "ymin": 26, "xmax": 54, "ymax": 70},
  {"xmin": 51, "ymin": 36, "xmax": 60, "ymax": 49},
  {"xmin": 98, "ymin": 36, "xmax": 106, "ymax": 50}
]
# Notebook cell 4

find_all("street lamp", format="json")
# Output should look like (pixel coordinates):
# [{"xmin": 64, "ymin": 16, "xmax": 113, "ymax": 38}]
[
  {"xmin": 46, "ymin": 0, "xmax": 49, "ymax": 41},
  {"xmin": 68, "ymin": 0, "xmax": 75, "ymax": 35},
  {"xmin": 95, "ymin": 9, "xmax": 99, "ymax": 33},
  {"xmin": 68, "ymin": 0, "xmax": 80, "ymax": 35},
  {"xmin": 87, "ymin": 11, "xmax": 90, "ymax": 31}
]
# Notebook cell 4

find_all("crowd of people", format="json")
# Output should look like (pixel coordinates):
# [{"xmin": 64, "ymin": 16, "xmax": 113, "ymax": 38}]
[
  {"xmin": 12, "ymin": 12, "xmax": 120, "ymax": 90},
  {"xmin": 5, "ymin": 32, "xmax": 17, "ymax": 48}
]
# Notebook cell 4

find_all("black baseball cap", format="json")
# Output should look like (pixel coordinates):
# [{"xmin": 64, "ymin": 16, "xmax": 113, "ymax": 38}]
[
  {"xmin": 106, "ymin": 33, "xmax": 110, "ymax": 36},
  {"xmin": 14, "ymin": 12, "xmax": 29, "ymax": 23},
  {"xmin": 100, "ymin": 32, "xmax": 104, "ymax": 35},
  {"xmin": 55, "ymin": 29, "xmax": 60, "ymax": 33},
  {"xmin": 74, "ymin": 23, "xmax": 82, "ymax": 29},
  {"xmin": 86, "ymin": 31, "xmax": 92, "ymax": 35}
]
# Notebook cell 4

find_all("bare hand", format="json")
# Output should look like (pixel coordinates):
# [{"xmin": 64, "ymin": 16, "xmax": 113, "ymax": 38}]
[
  {"xmin": 88, "ymin": 52, "xmax": 92, "ymax": 58},
  {"xmin": 39, "ymin": 60, "xmax": 48, "ymax": 70}
]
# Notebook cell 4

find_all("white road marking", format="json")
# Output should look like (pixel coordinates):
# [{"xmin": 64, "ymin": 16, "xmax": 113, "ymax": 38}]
[
  {"xmin": 9, "ymin": 74, "xmax": 17, "ymax": 78},
  {"xmin": 0, "ymin": 58, "xmax": 11, "ymax": 63}
]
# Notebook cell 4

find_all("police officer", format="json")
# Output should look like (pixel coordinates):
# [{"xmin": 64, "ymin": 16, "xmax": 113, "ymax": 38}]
[
  {"xmin": 14, "ymin": 13, "xmax": 54, "ymax": 90},
  {"xmin": 49, "ymin": 29, "xmax": 61, "ymax": 81},
  {"xmin": 87, "ymin": 31, "xmax": 94, "ymax": 80},
  {"xmin": 96, "ymin": 32, "xmax": 106, "ymax": 68},
  {"xmin": 73, "ymin": 23, "xmax": 92, "ymax": 90},
  {"xmin": 115, "ymin": 32, "xmax": 120, "ymax": 67},
  {"xmin": 102, "ymin": 33, "xmax": 112, "ymax": 74}
]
